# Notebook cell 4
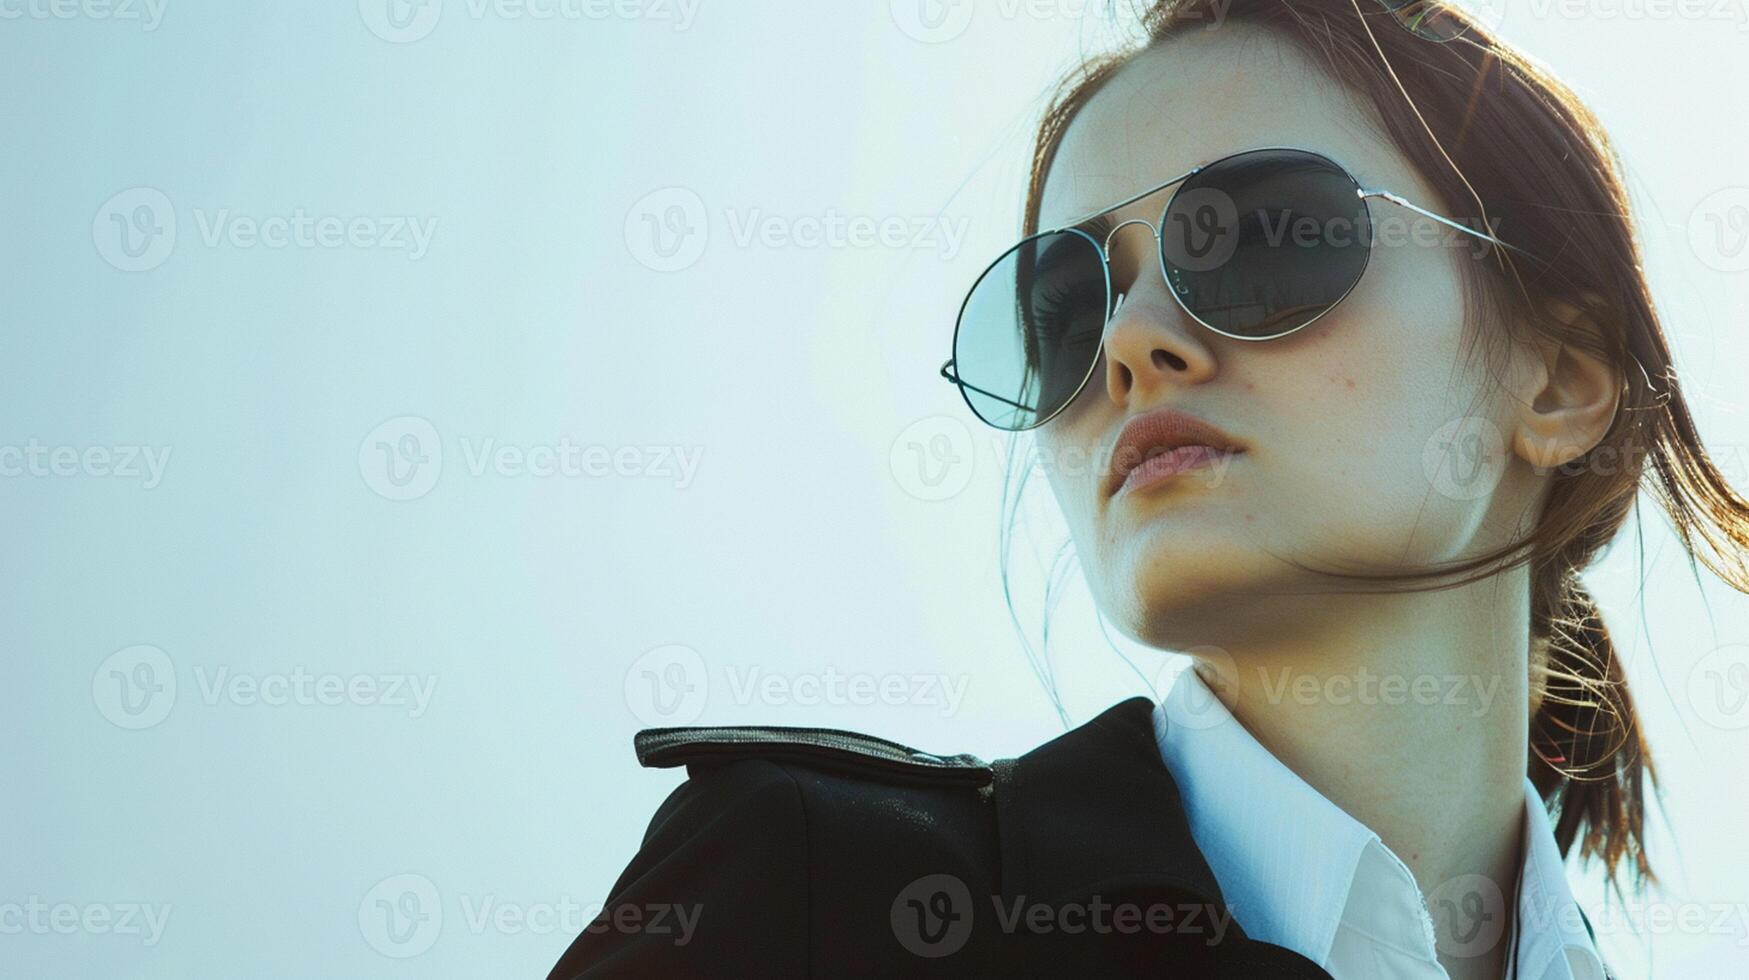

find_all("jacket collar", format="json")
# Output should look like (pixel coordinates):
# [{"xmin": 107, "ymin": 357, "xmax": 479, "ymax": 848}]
[
  {"xmin": 992, "ymin": 696, "xmax": 1229, "ymax": 912},
  {"xmin": 988, "ymin": 696, "xmax": 1334, "ymax": 976}
]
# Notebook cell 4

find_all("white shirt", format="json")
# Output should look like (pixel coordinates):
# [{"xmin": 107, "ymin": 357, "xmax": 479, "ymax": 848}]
[{"xmin": 1153, "ymin": 665, "xmax": 1608, "ymax": 980}]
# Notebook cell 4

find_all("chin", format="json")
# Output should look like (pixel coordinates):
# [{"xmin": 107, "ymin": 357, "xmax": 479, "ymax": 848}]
[{"xmin": 1095, "ymin": 530, "xmax": 1279, "ymax": 651}]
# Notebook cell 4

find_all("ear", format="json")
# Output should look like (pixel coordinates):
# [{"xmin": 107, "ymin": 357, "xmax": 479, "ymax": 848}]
[{"xmin": 1509, "ymin": 293, "xmax": 1622, "ymax": 470}]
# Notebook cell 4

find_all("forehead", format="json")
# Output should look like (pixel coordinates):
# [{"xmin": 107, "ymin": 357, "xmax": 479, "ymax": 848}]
[{"xmin": 1037, "ymin": 24, "xmax": 1409, "ymax": 229}]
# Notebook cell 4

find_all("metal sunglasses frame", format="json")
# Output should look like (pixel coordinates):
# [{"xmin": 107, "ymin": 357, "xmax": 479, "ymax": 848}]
[
  {"xmin": 939, "ymin": 145, "xmax": 1536, "ymax": 432},
  {"xmin": 1373, "ymin": 0, "xmax": 1478, "ymax": 42}
]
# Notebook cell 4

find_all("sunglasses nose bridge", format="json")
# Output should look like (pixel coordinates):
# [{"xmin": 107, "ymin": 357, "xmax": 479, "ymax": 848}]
[
  {"xmin": 1100, "ymin": 216, "xmax": 1162, "ymax": 257},
  {"xmin": 1097, "ymin": 215, "xmax": 1167, "ymax": 344}
]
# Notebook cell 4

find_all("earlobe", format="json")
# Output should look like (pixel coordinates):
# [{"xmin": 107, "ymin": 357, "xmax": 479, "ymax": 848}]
[{"xmin": 1510, "ymin": 294, "xmax": 1623, "ymax": 471}]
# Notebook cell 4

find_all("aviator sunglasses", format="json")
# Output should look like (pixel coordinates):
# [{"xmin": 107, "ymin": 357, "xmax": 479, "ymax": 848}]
[{"xmin": 940, "ymin": 146, "xmax": 1533, "ymax": 431}]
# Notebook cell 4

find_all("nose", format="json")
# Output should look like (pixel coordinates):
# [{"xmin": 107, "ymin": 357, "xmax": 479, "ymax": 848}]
[{"xmin": 1097, "ymin": 219, "xmax": 1219, "ymax": 407}]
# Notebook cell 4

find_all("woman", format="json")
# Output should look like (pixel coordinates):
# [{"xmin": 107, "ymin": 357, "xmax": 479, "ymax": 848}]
[{"xmin": 549, "ymin": 1, "xmax": 1749, "ymax": 976}]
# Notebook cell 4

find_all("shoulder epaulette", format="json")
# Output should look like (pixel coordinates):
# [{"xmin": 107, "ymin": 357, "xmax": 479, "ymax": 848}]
[{"xmin": 634, "ymin": 723, "xmax": 994, "ymax": 788}]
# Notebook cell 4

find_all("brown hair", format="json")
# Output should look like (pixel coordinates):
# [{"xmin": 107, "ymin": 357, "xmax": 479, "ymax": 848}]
[{"xmin": 1002, "ymin": 0, "xmax": 1749, "ymax": 897}]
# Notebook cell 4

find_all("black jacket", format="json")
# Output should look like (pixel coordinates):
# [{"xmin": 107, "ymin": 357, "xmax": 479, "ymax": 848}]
[{"xmin": 547, "ymin": 697, "xmax": 1336, "ymax": 978}]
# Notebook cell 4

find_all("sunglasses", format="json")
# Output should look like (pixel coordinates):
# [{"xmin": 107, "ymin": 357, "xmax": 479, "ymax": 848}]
[
  {"xmin": 939, "ymin": 146, "xmax": 1533, "ymax": 431},
  {"xmin": 1374, "ymin": 0, "xmax": 1480, "ymax": 42}
]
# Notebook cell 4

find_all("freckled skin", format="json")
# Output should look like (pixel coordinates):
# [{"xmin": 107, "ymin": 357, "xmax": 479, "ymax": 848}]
[
  {"xmin": 1014, "ymin": 32, "xmax": 1626, "ymax": 980},
  {"xmin": 1030, "ymin": 24, "xmax": 1543, "ymax": 651}
]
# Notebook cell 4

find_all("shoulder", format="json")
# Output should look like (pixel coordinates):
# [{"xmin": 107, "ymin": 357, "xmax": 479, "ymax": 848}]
[
  {"xmin": 633, "ymin": 719, "xmax": 1002, "ymax": 856},
  {"xmin": 635, "ymin": 720, "xmax": 995, "ymax": 790},
  {"xmin": 545, "ymin": 721, "xmax": 1007, "ymax": 979}
]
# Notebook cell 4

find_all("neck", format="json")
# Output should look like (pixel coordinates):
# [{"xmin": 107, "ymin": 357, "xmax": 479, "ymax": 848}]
[{"xmin": 1188, "ymin": 572, "xmax": 1530, "ymax": 974}]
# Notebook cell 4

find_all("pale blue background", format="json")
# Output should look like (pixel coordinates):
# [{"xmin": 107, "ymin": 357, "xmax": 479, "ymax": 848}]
[{"xmin": 5, "ymin": 1, "xmax": 1749, "ymax": 976}]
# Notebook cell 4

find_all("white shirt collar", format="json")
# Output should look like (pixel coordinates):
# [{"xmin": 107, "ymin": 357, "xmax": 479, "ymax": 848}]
[{"xmin": 1152, "ymin": 663, "xmax": 1608, "ymax": 979}]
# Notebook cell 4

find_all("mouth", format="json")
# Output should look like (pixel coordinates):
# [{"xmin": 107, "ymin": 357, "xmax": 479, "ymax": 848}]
[{"xmin": 1104, "ymin": 407, "xmax": 1248, "ymax": 500}]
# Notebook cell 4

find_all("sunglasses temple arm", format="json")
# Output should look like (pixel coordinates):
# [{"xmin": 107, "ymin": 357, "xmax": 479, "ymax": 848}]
[
  {"xmin": 1360, "ymin": 189, "xmax": 1537, "ymax": 257},
  {"xmin": 939, "ymin": 359, "xmax": 1038, "ymax": 413}
]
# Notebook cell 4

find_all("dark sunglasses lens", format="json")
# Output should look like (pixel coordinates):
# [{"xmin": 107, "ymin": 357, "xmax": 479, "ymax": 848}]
[
  {"xmin": 954, "ymin": 229, "xmax": 1109, "ymax": 429},
  {"xmin": 1162, "ymin": 148, "xmax": 1372, "ymax": 340}
]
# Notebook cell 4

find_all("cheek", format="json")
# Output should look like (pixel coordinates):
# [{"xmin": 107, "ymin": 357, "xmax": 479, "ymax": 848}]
[
  {"xmin": 1253, "ymin": 273, "xmax": 1501, "ymax": 562},
  {"xmin": 1037, "ymin": 424, "xmax": 1103, "ymax": 541}
]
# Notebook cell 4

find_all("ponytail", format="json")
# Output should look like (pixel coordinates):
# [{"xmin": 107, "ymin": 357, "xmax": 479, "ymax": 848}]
[{"xmin": 1528, "ymin": 568, "xmax": 1657, "ymax": 891}]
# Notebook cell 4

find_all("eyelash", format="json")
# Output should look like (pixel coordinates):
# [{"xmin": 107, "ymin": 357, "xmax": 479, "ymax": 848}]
[{"xmin": 1034, "ymin": 279, "xmax": 1108, "ymax": 334}]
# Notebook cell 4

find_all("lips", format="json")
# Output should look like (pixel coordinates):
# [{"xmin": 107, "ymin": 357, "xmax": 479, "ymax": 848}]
[{"xmin": 1104, "ymin": 407, "xmax": 1247, "ymax": 498}]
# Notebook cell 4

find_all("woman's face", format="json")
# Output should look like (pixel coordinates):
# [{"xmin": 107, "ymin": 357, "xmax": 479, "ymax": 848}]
[{"xmin": 1034, "ymin": 26, "xmax": 1540, "ymax": 650}]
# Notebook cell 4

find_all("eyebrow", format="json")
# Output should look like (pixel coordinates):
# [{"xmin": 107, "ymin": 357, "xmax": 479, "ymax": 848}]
[{"xmin": 1068, "ymin": 211, "xmax": 1117, "ymax": 245}]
